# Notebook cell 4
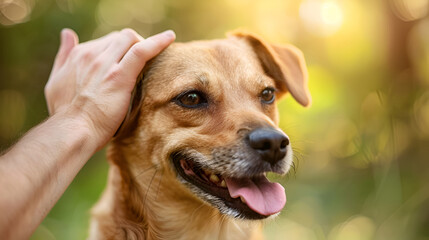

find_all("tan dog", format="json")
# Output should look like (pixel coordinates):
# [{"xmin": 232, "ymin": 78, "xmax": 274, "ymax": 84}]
[{"xmin": 89, "ymin": 31, "xmax": 311, "ymax": 240}]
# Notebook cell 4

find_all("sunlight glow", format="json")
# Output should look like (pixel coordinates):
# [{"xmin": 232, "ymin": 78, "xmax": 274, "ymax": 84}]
[
  {"xmin": 321, "ymin": 2, "xmax": 343, "ymax": 27},
  {"xmin": 299, "ymin": 0, "xmax": 344, "ymax": 37}
]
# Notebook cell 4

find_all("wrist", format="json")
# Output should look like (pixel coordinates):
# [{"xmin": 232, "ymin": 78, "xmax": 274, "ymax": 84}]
[
  {"xmin": 51, "ymin": 107, "xmax": 100, "ymax": 155},
  {"xmin": 60, "ymin": 96, "xmax": 123, "ymax": 150}
]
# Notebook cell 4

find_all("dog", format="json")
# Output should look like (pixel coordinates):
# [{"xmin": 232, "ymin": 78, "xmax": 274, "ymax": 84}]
[{"xmin": 88, "ymin": 30, "xmax": 311, "ymax": 240}]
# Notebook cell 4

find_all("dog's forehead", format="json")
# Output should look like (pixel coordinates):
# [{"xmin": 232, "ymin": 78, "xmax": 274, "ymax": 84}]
[
  {"xmin": 143, "ymin": 38, "xmax": 272, "ymax": 94},
  {"xmin": 168, "ymin": 38, "xmax": 260, "ymax": 67}
]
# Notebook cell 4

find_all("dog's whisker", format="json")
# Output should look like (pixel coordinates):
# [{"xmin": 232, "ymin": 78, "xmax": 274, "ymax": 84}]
[
  {"xmin": 285, "ymin": 161, "xmax": 298, "ymax": 179},
  {"xmin": 208, "ymin": 208, "xmax": 218, "ymax": 222},
  {"xmin": 206, "ymin": 209, "xmax": 221, "ymax": 234},
  {"xmin": 292, "ymin": 156, "xmax": 299, "ymax": 168},
  {"xmin": 232, "ymin": 220, "xmax": 247, "ymax": 236},
  {"xmin": 291, "ymin": 147, "xmax": 304, "ymax": 157},
  {"xmin": 190, "ymin": 202, "xmax": 206, "ymax": 220},
  {"xmin": 218, "ymin": 214, "xmax": 228, "ymax": 240},
  {"xmin": 292, "ymin": 146, "xmax": 303, "ymax": 156},
  {"xmin": 132, "ymin": 165, "xmax": 157, "ymax": 181},
  {"xmin": 143, "ymin": 169, "xmax": 158, "ymax": 212},
  {"xmin": 154, "ymin": 169, "xmax": 164, "ymax": 201},
  {"xmin": 292, "ymin": 152, "xmax": 301, "ymax": 166}
]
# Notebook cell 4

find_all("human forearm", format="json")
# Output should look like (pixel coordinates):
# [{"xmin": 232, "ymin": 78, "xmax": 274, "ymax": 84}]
[
  {"xmin": 0, "ymin": 111, "xmax": 97, "ymax": 239},
  {"xmin": 0, "ymin": 28, "xmax": 175, "ymax": 239}
]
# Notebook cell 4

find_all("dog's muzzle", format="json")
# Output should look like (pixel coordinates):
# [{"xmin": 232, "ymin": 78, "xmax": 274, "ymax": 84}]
[{"xmin": 171, "ymin": 127, "xmax": 291, "ymax": 219}]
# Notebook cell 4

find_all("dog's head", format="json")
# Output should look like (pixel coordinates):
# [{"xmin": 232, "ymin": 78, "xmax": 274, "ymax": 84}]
[{"xmin": 114, "ymin": 31, "xmax": 310, "ymax": 220}]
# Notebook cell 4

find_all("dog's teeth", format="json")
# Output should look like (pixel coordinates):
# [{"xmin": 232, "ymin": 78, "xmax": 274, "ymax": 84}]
[
  {"xmin": 209, "ymin": 174, "xmax": 219, "ymax": 183},
  {"xmin": 240, "ymin": 196, "xmax": 246, "ymax": 203},
  {"xmin": 220, "ymin": 180, "xmax": 226, "ymax": 188},
  {"xmin": 203, "ymin": 168, "xmax": 211, "ymax": 176}
]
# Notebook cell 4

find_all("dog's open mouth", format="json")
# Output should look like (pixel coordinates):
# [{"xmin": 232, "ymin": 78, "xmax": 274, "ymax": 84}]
[{"xmin": 172, "ymin": 154, "xmax": 286, "ymax": 219}]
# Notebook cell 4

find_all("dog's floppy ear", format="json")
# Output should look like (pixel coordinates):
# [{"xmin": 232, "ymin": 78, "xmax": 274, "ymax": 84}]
[
  {"xmin": 228, "ymin": 31, "xmax": 311, "ymax": 107},
  {"xmin": 114, "ymin": 72, "xmax": 145, "ymax": 138}
]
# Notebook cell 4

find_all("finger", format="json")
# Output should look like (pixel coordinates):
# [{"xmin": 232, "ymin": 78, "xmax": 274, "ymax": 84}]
[
  {"xmin": 119, "ymin": 30, "xmax": 176, "ymax": 79},
  {"xmin": 101, "ymin": 28, "xmax": 141, "ymax": 63},
  {"xmin": 78, "ymin": 31, "xmax": 119, "ymax": 53},
  {"xmin": 52, "ymin": 28, "xmax": 78, "ymax": 72}
]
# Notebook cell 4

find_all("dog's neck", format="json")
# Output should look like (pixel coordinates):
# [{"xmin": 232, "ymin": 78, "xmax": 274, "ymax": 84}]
[{"xmin": 89, "ymin": 145, "xmax": 263, "ymax": 240}]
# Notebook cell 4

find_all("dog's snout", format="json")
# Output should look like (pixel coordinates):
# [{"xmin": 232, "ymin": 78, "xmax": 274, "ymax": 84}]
[{"xmin": 248, "ymin": 128, "xmax": 289, "ymax": 165}]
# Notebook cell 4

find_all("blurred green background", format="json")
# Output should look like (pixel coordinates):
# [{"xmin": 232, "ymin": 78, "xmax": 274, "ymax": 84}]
[{"xmin": 1, "ymin": 0, "xmax": 429, "ymax": 239}]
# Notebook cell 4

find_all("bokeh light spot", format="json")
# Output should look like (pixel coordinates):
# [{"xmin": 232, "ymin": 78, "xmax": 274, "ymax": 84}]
[
  {"xmin": 96, "ymin": 0, "xmax": 166, "ymax": 29},
  {"xmin": 390, "ymin": 0, "xmax": 429, "ymax": 22},
  {"xmin": 0, "ymin": 0, "xmax": 33, "ymax": 26},
  {"xmin": 97, "ymin": 0, "xmax": 133, "ymax": 27},
  {"xmin": 321, "ymin": 2, "xmax": 343, "ymax": 28},
  {"xmin": 300, "ymin": 0, "xmax": 344, "ymax": 36}
]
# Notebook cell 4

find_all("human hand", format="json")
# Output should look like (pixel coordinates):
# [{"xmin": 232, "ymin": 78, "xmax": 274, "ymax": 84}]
[{"xmin": 44, "ymin": 28, "xmax": 175, "ymax": 149}]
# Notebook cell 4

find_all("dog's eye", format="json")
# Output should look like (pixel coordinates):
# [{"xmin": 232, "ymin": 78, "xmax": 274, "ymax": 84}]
[
  {"xmin": 175, "ymin": 91, "xmax": 208, "ymax": 108},
  {"xmin": 260, "ymin": 88, "xmax": 275, "ymax": 104}
]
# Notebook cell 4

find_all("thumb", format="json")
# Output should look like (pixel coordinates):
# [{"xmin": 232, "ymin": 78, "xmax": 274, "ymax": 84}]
[{"xmin": 53, "ymin": 28, "xmax": 79, "ymax": 72}]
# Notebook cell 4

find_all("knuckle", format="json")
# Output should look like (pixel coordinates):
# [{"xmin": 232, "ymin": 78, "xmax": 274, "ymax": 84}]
[
  {"xmin": 90, "ymin": 58, "xmax": 104, "ymax": 71},
  {"xmin": 120, "ymin": 28, "xmax": 139, "ymax": 42},
  {"xmin": 70, "ymin": 45, "xmax": 97, "ymax": 64},
  {"xmin": 130, "ymin": 44, "xmax": 149, "ymax": 59},
  {"xmin": 81, "ymin": 50, "xmax": 96, "ymax": 61},
  {"xmin": 106, "ymin": 65, "xmax": 122, "ymax": 80}
]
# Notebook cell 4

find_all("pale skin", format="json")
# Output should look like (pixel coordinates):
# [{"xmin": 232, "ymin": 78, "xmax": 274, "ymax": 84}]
[{"xmin": 0, "ymin": 28, "xmax": 176, "ymax": 240}]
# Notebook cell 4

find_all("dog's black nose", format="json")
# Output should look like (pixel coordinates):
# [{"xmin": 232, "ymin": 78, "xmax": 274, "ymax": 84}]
[{"xmin": 248, "ymin": 128, "xmax": 289, "ymax": 165}]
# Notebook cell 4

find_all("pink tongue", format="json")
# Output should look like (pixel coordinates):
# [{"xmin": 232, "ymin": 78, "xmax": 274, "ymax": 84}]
[{"xmin": 225, "ymin": 176, "xmax": 286, "ymax": 216}]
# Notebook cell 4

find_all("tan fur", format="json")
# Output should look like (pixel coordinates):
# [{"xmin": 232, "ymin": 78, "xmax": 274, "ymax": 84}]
[{"xmin": 89, "ymin": 31, "xmax": 310, "ymax": 240}]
